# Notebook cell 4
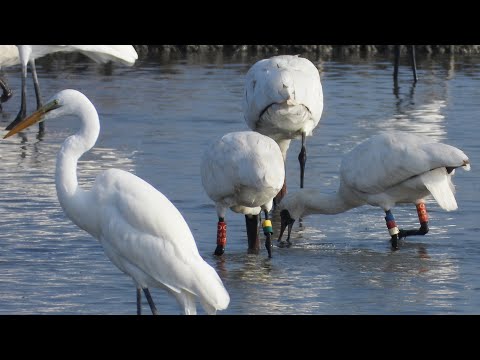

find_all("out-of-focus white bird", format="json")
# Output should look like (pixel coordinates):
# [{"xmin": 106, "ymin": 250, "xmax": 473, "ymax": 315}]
[
  {"xmin": 3, "ymin": 45, "xmax": 138, "ymax": 133},
  {"xmin": 3, "ymin": 89, "xmax": 230, "ymax": 315},
  {"xmin": 243, "ymin": 55, "xmax": 323, "ymax": 202},
  {"xmin": 201, "ymin": 131, "xmax": 285, "ymax": 257},
  {"xmin": 0, "ymin": 45, "xmax": 17, "ymax": 110},
  {"xmin": 278, "ymin": 131, "xmax": 470, "ymax": 249}
]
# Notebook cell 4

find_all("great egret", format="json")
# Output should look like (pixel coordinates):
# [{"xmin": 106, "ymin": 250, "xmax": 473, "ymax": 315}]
[
  {"xmin": 243, "ymin": 55, "xmax": 323, "ymax": 202},
  {"xmin": 278, "ymin": 131, "xmax": 470, "ymax": 249},
  {"xmin": 3, "ymin": 45, "xmax": 138, "ymax": 133},
  {"xmin": 201, "ymin": 131, "xmax": 285, "ymax": 257},
  {"xmin": 3, "ymin": 89, "xmax": 230, "ymax": 315}
]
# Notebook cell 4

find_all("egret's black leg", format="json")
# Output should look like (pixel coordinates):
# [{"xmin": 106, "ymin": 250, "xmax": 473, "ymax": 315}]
[
  {"xmin": 214, "ymin": 217, "xmax": 226, "ymax": 256},
  {"xmin": 298, "ymin": 132, "xmax": 307, "ymax": 188},
  {"xmin": 245, "ymin": 214, "xmax": 260, "ymax": 254},
  {"xmin": 30, "ymin": 59, "xmax": 45, "ymax": 133},
  {"xmin": 263, "ymin": 209, "xmax": 273, "ymax": 258},
  {"xmin": 143, "ymin": 288, "xmax": 158, "ymax": 315},
  {"xmin": 410, "ymin": 45, "xmax": 418, "ymax": 83},
  {"xmin": 136, "ymin": 287, "xmax": 142, "ymax": 315},
  {"xmin": 5, "ymin": 62, "xmax": 27, "ymax": 131},
  {"xmin": 385, "ymin": 210, "xmax": 400, "ymax": 250},
  {"xmin": 398, "ymin": 203, "xmax": 429, "ymax": 238}
]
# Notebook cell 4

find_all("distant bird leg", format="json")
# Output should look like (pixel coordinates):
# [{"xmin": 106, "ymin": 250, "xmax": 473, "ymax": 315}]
[
  {"xmin": 136, "ymin": 287, "xmax": 142, "ymax": 315},
  {"xmin": 263, "ymin": 209, "xmax": 273, "ymax": 258},
  {"xmin": 245, "ymin": 214, "xmax": 260, "ymax": 254},
  {"xmin": 410, "ymin": 45, "xmax": 418, "ymax": 83},
  {"xmin": 143, "ymin": 288, "xmax": 159, "ymax": 315},
  {"xmin": 393, "ymin": 45, "xmax": 418, "ymax": 83},
  {"xmin": 30, "ymin": 59, "xmax": 45, "ymax": 133},
  {"xmin": 278, "ymin": 209, "xmax": 295, "ymax": 244},
  {"xmin": 393, "ymin": 45, "xmax": 400, "ymax": 82},
  {"xmin": 298, "ymin": 132, "xmax": 307, "ymax": 188},
  {"xmin": 214, "ymin": 217, "xmax": 227, "ymax": 256},
  {"xmin": 5, "ymin": 60, "xmax": 27, "ymax": 130},
  {"xmin": 398, "ymin": 202, "xmax": 429, "ymax": 238}
]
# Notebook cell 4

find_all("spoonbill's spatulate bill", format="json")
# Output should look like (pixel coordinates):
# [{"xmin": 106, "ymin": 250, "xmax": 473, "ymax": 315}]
[
  {"xmin": 3, "ymin": 45, "xmax": 138, "ymax": 134},
  {"xmin": 201, "ymin": 131, "xmax": 285, "ymax": 257},
  {"xmin": 3, "ymin": 89, "xmax": 230, "ymax": 315},
  {"xmin": 243, "ymin": 55, "xmax": 323, "ymax": 202},
  {"xmin": 278, "ymin": 131, "xmax": 470, "ymax": 249}
]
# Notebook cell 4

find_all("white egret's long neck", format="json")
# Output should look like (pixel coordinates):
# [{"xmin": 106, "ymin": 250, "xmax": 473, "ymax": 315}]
[
  {"xmin": 55, "ymin": 99, "xmax": 100, "ymax": 232},
  {"xmin": 283, "ymin": 188, "xmax": 359, "ymax": 220}
]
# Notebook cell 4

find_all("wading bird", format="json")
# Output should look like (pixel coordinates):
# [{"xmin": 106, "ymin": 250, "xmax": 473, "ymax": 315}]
[
  {"xmin": 278, "ymin": 131, "xmax": 470, "ymax": 249},
  {"xmin": 243, "ymin": 55, "xmax": 323, "ymax": 202},
  {"xmin": 201, "ymin": 131, "xmax": 285, "ymax": 258},
  {"xmin": 4, "ymin": 45, "xmax": 138, "ymax": 133},
  {"xmin": 4, "ymin": 89, "xmax": 230, "ymax": 315}
]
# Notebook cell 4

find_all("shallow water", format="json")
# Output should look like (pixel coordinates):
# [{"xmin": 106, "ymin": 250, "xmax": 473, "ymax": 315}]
[{"xmin": 0, "ymin": 51, "xmax": 479, "ymax": 314}]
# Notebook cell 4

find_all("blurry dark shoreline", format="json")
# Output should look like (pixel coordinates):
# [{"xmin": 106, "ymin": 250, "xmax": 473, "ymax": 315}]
[{"xmin": 132, "ymin": 45, "xmax": 480, "ymax": 57}]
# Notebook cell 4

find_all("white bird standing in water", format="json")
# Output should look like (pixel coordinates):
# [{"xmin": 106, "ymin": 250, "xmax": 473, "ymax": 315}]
[
  {"xmin": 201, "ymin": 131, "xmax": 285, "ymax": 257},
  {"xmin": 278, "ymin": 131, "xmax": 470, "ymax": 249},
  {"xmin": 3, "ymin": 89, "xmax": 230, "ymax": 315},
  {"xmin": 3, "ymin": 45, "xmax": 138, "ymax": 133},
  {"xmin": 243, "ymin": 55, "xmax": 323, "ymax": 202}
]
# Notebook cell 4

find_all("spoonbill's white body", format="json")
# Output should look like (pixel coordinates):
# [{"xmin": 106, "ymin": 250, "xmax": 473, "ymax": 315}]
[
  {"xmin": 201, "ymin": 131, "xmax": 285, "ymax": 257},
  {"xmin": 278, "ymin": 131, "xmax": 470, "ymax": 249},
  {"xmin": 243, "ymin": 55, "xmax": 323, "ymax": 199}
]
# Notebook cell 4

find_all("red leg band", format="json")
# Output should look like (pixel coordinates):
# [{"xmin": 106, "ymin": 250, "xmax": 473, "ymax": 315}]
[{"xmin": 416, "ymin": 203, "xmax": 429, "ymax": 223}]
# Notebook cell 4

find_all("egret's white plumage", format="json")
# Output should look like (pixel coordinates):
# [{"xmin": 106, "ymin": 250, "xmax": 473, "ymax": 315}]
[
  {"xmin": 243, "ymin": 55, "xmax": 323, "ymax": 192},
  {"xmin": 279, "ymin": 131, "xmax": 470, "ymax": 245},
  {"xmin": 4, "ymin": 45, "xmax": 138, "ymax": 132},
  {"xmin": 4, "ymin": 89, "xmax": 229, "ymax": 315},
  {"xmin": 201, "ymin": 131, "xmax": 285, "ymax": 256}
]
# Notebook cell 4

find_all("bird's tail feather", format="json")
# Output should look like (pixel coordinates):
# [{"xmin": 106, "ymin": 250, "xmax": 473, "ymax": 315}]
[{"xmin": 422, "ymin": 168, "xmax": 458, "ymax": 211}]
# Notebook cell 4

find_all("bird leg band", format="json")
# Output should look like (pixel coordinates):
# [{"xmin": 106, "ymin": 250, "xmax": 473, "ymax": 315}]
[
  {"xmin": 416, "ymin": 203, "xmax": 429, "ymax": 223},
  {"xmin": 217, "ymin": 221, "xmax": 226, "ymax": 247},
  {"xmin": 263, "ymin": 219, "xmax": 273, "ymax": 235},
  {"xmin": 385, "ymin": 210, "xmax": 399, "ymax": 236}
]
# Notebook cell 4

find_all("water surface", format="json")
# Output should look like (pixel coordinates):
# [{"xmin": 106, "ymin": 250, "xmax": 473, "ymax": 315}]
[{"xmin": 0, "ymin": 51, "xmax": 479, "ymax": 314}]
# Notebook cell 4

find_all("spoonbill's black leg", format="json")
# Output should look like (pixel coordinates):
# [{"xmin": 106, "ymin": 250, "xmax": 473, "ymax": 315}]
[
  {"xmin": 298, "ymin": 132, "xmax": 307, "ymax": 188},
  {"xmin": 398, "ymin": 202, "xmax": 429, "ymax": 238},
  {"xmin": 245, "ymin": 214, "xmax": 260, "ymax": 254},
  {"xmin": 263, "ymin": 209, "xmax": 273, "ymax": 258}
]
